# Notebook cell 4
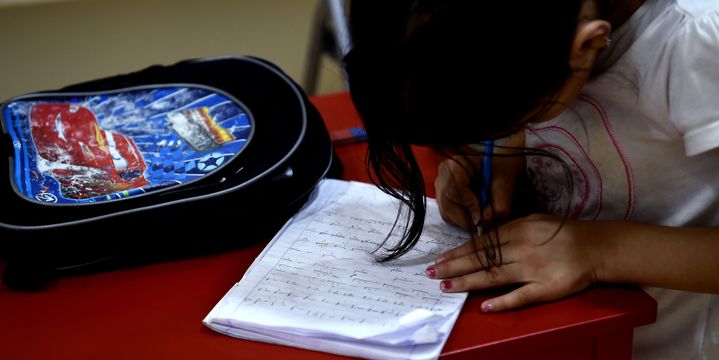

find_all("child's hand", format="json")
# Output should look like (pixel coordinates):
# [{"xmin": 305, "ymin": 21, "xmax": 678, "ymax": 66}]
[
  {"xmin": 435, "ymin": 155, "xmax": 485, "ymax": 230},
  {"xmin": 428, "ymin": 214, "xmax": 605, "ymax": 312},
  {"xmin": 435, "ymin": 151, "xmax": 525, "ymax": 231}
]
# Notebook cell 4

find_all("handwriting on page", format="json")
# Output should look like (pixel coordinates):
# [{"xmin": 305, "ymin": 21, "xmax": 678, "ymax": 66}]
[{"xmin": 240, "ymin": 184, "xmax": 467, "ymax": 329}]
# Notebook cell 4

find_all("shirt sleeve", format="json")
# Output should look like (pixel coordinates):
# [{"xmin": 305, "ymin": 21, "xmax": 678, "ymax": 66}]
[{"xmin": 667, "ymin": 9, "xmax": 719, "ymax": 156}]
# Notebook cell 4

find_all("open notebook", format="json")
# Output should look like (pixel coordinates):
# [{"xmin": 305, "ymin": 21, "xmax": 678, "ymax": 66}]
[{"xmin": 203, "ymin": 179, "xmax": 469, "ymax": 360}]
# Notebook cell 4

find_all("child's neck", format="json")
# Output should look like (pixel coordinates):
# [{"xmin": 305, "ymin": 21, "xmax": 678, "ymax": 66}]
[{"xmin": 604, "ymin": 0, "xmax": 646, "ymax": 29}]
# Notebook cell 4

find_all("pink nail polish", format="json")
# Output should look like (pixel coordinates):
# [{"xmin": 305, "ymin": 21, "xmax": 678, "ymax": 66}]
[
  {"xmin": 482, "ymin": 302, "xmax": 495, "ymax": 313},
  {"xmin": 425, "ymin": 266, "xmax": 436, "ymax": 278},
  {"xmin": 440, "ymin": 279, "xmax": 452, "ymax": 291}
]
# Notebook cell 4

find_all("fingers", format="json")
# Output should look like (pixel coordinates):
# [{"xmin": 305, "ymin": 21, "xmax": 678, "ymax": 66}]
[
  {"xmin": 435, "ymin": 156, "xmax": 483, "ymax": 230},
  {"xmin": 438, "ymin": 189, "xmax": 478, "ymax": 231},
  {"xmin": 427, "ymin": 213, "xmax": 595, "ymax": 313},
  {"xmin": 435, "ymin": 153, "xmax": 525, "ymax": 231},
  {"xmin": 434, "ymin": 240, "xmax": 477, "ymax": 265},
  {"xmin": 431, "ymin": 247, "xmax": 515, "ymax": 279},
  {"xmin": 480, "ymin": 283, "xmax": 546, "ymax": 313},
  {"xmin": 484, "ymin": 167, "xmax": 515, "ymax": 221},
  {"xmin": 432, "ymin": 262, "xmax": 545, "ymax": 313},
  {"xmin": 482, "ymin": 154, "xmax": 526, "ymax": 222},
  {"xmin": 426, "ymin": 220, "xmax": 539, "ymax": 313},
  {"xmin": 437, "ymin": 264, "xmax": 519, "ymax": 292},
  {"xmin": 434, "ymin": 229, "xmax": 509, "ymax": 265}
]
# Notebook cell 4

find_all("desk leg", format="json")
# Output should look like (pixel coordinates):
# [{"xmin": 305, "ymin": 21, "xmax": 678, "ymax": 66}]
[{"xmin": 595, "ymin": 329, "xmax": 633, "ymax": 360}]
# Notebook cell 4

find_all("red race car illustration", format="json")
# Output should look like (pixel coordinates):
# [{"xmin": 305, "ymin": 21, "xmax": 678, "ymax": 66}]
[{"xmin": 29, "ymin": 103, "xmax": 149, "ymax": 199}]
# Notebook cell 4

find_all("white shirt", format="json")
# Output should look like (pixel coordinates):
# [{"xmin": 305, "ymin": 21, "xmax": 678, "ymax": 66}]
[{"xmin": 525, "ymin": 1, "xmax": 719, "ymax": 358}]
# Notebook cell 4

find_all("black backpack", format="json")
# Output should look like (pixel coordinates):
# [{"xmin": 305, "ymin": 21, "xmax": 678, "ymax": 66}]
[{"xmin": 0, "ymin": 56, "xmax": 339, "ymax": 290}]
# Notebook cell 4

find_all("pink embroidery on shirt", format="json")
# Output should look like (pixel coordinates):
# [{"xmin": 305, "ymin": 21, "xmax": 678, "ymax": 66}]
[
  {"xmin": 532, "ymin": 126, "xmax": 603, "ymax": 220},
  {"xmin": 536, "ymin": 144, "xmax": 589, "ymax": 218},
  {"xmin": 578, "ymin": 95, "xmax": 636, "ymax": 220}
]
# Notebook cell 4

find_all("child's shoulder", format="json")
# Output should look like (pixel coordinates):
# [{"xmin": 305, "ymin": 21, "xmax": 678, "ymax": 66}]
[{"xmin": 675, "ymin": 0, "xmax": 719, "ymax": 18}]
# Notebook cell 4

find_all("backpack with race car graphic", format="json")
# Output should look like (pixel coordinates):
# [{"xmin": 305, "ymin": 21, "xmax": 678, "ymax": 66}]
[{"xmin": 0, "ymin": 56, "xmax": 339, "ymax": 290}]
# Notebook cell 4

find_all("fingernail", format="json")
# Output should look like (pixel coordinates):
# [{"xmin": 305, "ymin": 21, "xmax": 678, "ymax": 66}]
[
  {"xmin": 440, "ymin": 280, "xmax": 452, "ymax": 291},
  {"xmin": 471, "ymin": 212, "xmax": 480, "ymax": 225},
  {"xmin": 425, "ymin": 266, "xmax": 436, "ymax": 278},
  {"xmin": 435, "ymin": 256, "xmax": 446, "ymax": 265},
  {"xmin": 481, "ymin": 302, "xmax": 495, "ymax": 313}
]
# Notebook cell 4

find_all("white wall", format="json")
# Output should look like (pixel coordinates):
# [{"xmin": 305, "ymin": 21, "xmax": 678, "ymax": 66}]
[{"xmin": 0, "ymin": 0, "xmax": 345, "ymax": 100}]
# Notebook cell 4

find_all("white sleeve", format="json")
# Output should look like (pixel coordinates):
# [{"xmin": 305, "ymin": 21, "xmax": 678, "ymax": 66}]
[{"xmin": 667, "ymin": 10, "xmax": 719, "ymax": 156}]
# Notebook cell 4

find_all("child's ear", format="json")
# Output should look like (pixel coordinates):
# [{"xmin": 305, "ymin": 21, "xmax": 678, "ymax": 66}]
[{"xmin": 570, "ymin": 19, "xmax": 612, "ymax": 71}]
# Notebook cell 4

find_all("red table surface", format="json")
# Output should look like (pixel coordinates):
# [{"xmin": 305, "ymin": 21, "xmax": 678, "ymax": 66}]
[{"xmin": 0, "ymin": 92, "xmax": 656, "ymax": 360}]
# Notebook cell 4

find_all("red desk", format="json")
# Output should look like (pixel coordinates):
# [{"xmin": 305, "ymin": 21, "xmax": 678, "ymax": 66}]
[{"xmin": 0, "ymin": 92, "xmax": 656, "ymax": 360}]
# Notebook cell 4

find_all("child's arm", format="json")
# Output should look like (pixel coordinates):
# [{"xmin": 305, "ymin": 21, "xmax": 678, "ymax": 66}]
[{"xmin": 429, "ymin": 215, "xmax": 719, "ymax": 312}]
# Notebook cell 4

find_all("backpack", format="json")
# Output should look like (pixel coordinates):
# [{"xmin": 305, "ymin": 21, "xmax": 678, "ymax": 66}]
[{"xmin": 0, "ymin": 56, "xmax": 339, "ymax": 290}]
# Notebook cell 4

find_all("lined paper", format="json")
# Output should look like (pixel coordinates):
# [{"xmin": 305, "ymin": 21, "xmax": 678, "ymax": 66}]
[{"xmin": 204, "ymin": 179, "xmax": 469, "ymax": 360}]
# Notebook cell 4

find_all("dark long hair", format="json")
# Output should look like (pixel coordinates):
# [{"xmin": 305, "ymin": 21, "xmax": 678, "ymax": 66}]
[{"xmin": 345, "ymin": 1, "xmax": 584, "ymax": 261}]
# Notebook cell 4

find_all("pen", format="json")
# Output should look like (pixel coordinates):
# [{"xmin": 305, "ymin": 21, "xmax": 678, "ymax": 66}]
[
  {"xmin": 330, "ymin": 127, "xmax": 368, "ymax": 146},
  {"xmin": 477, "ymin": 140, "xmax": 494, "ymax": 237}
]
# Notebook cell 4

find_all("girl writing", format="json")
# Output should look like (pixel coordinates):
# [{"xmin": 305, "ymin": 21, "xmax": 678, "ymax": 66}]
[{"xmin": 345, "ymin": 1, "xmax": 719, "ymax": 358}]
